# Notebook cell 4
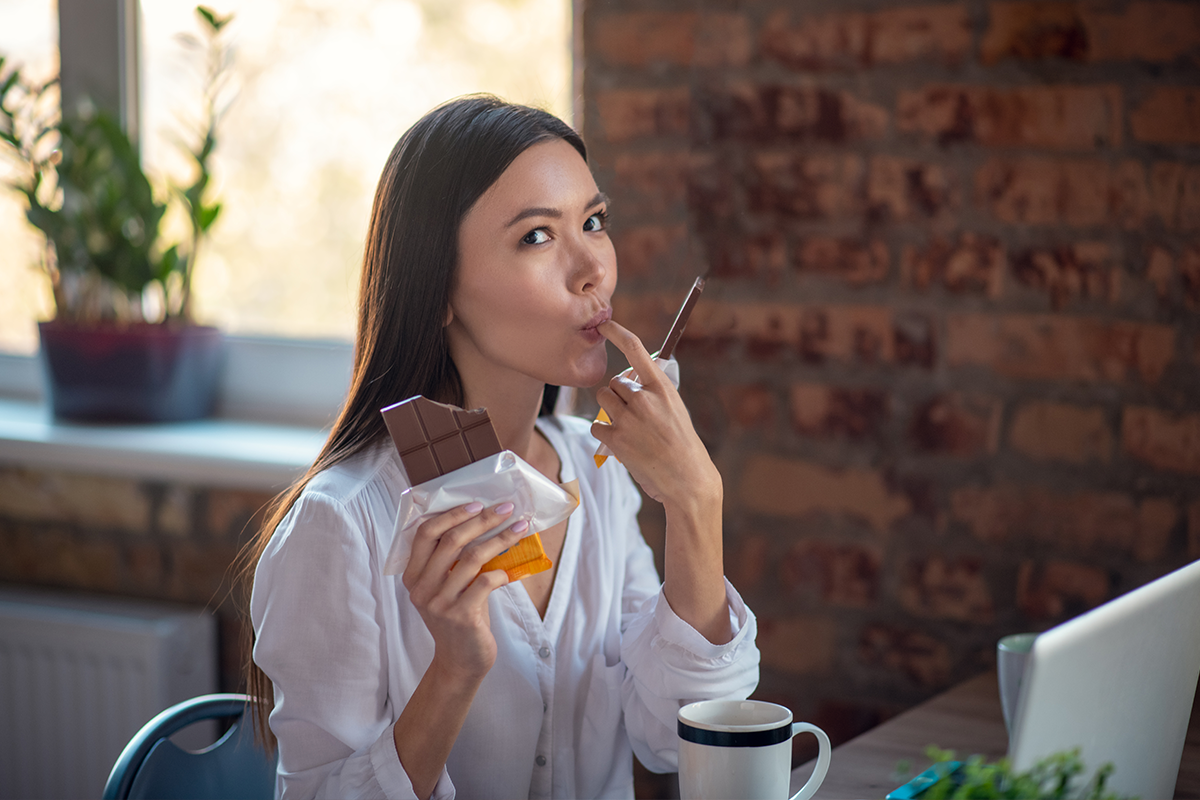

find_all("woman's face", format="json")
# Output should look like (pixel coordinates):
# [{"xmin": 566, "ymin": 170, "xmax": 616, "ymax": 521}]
[{"xmin": 448, "ymin": 137, "xmax": 617, "ymax": 395}]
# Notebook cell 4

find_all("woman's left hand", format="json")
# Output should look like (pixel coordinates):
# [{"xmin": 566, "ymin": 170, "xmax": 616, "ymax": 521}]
[{"xmin": 591, "ymin": 319, "xmax": 721, "ymax": 513}]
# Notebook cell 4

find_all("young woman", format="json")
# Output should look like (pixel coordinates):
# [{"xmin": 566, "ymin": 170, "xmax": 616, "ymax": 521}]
[{"xmin": 247, "ymin": 96, "xmax": 760, "ymax": 800}]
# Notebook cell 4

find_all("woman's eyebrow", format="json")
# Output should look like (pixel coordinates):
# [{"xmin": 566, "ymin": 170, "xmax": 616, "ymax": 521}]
[{"xmin": 505, "ymin": 192, "xmax": 610, "ymax": 228}]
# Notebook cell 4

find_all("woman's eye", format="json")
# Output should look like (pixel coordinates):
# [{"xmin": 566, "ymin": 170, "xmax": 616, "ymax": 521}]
[
  {"xmin": 584, "ymin": 211, "xmax": 608, "ymax": 232},
  {"xmin": 522, "ymin": 229, "xmax": 550, "ymax": 245}
]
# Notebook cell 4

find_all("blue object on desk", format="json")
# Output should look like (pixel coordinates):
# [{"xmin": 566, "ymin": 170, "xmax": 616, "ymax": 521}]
[{"xmin": 886, "ymin": 761, "xmax": 963, "ymax": 799}]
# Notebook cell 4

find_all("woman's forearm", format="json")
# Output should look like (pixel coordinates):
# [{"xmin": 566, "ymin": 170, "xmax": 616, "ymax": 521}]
[
  {"xmin": 661, "ymin": 477, "xmax": 732, "ymax": 645},
  {"xmin": 393, "ymin": 656, "xmax": 483, "ymax": 799}
]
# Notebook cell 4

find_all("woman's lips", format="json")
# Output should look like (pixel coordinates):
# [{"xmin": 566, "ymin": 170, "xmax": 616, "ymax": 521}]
[
  {"xmin": 582, "ymin": 307, "xmax": 612, "ymax": 331},
  {"xmin": 581, "ymin": 307, "xmax": 612, "ymax": 343}
]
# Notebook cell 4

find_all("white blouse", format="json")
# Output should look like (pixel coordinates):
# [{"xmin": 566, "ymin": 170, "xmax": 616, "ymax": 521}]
[{"xmin": 251, "ymin": 414, "xmax": 760, "ymax": 800}]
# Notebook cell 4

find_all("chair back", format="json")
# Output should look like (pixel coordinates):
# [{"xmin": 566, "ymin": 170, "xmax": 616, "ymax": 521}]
[{"xmin": 102, "ymin": 693, "xmax": 276, "ymax": 800}]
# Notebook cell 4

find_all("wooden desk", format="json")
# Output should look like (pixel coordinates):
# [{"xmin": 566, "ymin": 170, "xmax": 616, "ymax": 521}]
[{"xmin": 790, "ymin": 672, "xmax": 1200, "ymax": 800}]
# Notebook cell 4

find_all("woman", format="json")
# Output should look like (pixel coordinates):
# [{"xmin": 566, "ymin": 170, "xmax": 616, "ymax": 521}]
[{"xmin": 247, "ymin": 95, "xmax": 760, "ymax": 800}]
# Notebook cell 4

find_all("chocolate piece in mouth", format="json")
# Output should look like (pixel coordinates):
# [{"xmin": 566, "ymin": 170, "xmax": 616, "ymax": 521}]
[{"xmin": 381, "ymin": 395, "xmax": 503, "ymax": 486}]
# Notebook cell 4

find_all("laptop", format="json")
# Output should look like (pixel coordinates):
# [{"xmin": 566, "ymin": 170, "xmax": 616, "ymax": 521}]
[{"xmin": 1009, "ymin": 558, "xmax": 1200, "ymax": 799}]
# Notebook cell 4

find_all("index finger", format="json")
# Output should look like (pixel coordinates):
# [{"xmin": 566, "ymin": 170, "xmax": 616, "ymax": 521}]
[{"xmin": 597, "ymin": 319, "xmax": 663, "ymax": 386}]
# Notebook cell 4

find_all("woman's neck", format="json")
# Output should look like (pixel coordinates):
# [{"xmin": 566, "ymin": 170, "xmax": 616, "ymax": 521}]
[{"xmin": 458, "ymin": 373, "xmax": 544, "ymax": 464}]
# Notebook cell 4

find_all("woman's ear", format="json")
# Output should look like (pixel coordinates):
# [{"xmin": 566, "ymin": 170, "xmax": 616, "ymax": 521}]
[{"xmin": 443, "ymin": 305, "xmax": 454, "ymax": 327}]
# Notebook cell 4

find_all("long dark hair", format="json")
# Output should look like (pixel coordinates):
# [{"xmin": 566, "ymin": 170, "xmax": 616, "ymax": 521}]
[{"xmin": 241, "ymin": 95, "xmax": 586, "ymax": 743}]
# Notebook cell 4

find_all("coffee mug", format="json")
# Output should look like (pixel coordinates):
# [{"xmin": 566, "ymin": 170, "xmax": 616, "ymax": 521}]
[
  {"xmin": 997, "ymin": 632, "xmax": 1038, "ymax": 737},
  {"xmin": 678, "ymin": 699, "xmax": 831, "ymax": 800}
]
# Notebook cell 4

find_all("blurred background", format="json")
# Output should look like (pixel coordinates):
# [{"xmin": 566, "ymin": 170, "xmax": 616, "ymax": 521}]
[{"xmin": 1, "ymin": 0, "xmax": 1198, "ymax": 797}]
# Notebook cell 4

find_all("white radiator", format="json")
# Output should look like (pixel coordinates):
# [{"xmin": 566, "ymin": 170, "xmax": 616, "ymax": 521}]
[{"xmin": 0, "ymin": 587, "xmax": 217, "ymax": 800}]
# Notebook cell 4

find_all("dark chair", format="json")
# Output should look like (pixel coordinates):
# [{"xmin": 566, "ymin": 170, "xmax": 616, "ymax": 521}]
[{"xmin": 102, "ymin": 693, "xmax": 276, "ymax": 800}]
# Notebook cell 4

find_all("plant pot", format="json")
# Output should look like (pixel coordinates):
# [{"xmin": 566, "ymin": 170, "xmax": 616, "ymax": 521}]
[{"xmin": 38, "ymin": 321, "xmax": 226, "ymax": 423}]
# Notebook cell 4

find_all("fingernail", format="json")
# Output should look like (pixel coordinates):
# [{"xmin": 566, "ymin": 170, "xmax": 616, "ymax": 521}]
[
  {"xmin": 465, "ymin": 502, "xmax": 483, "ymax": 514},
  {"xmin": 496, "ymin": 502, "xmax": 515, "ymax": 515},
  {"xmin": 511, "ymin": 519, "xmax": 529, "ymax": 533}
]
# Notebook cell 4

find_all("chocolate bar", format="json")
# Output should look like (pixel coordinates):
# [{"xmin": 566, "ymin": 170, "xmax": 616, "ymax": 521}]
[{"xmin": 381, "ymin": 395, "xmax": 503, "ymax": 485}]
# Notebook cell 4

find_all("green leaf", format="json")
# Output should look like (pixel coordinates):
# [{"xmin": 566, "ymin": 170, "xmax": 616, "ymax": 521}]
[
  {"xmin": 198, "ymin": 201, "xmax": 221, "ymax": 232},
  {"xmin": 196, "ymin": 5, "xmax": 233, "ymax": 32}
]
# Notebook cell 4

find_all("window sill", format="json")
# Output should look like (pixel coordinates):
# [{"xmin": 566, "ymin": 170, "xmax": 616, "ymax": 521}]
[{"xmin": 0, "ymin": 398, "xmax": 325, "ymax": 490}]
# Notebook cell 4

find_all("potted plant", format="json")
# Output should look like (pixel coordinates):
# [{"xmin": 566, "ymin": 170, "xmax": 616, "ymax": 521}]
[{"xmin": 0, "ymin": 6, "xmax": 233, "ymax": 422}]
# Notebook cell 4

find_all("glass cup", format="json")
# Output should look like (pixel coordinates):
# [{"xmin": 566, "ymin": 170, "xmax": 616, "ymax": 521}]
[{"xmin": 997, "ymin": 632, "xmax": 1038, "ymax": 738}]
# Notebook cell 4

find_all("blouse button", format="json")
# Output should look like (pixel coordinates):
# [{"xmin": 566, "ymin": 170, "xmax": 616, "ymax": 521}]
[
  {"xmin": 538, "ymin": 645, "xmax": 551, "ymax": 659},
  {"xmin": 535, "ymin": 755, "xmax": 547, "ymax": 767}
]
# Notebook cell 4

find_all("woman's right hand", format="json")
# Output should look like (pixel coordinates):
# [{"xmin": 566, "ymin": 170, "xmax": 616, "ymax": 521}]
[{"xmin": 401, "ymin": 501, "xmax": 528, "ymax": 684}]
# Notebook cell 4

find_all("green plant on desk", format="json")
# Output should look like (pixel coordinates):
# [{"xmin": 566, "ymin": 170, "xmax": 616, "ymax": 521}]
[{"xmin": 893, "ymin": 745, "xmax": 1132, "ymax": 800}]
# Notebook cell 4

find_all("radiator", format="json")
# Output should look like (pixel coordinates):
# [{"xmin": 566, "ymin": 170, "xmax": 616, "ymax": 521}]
[{"xmin": 0, "ymin": 587, "xmax": 217, "ymax": 800}]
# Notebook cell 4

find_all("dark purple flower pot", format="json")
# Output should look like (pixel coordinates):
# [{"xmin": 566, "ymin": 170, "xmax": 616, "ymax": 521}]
[{"xmin": 38, "ymin": 321, "xmax": 226, "ymax": 423}]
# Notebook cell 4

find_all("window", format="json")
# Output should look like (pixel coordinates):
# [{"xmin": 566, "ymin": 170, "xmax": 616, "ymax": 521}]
[
  {"xmin": 0, "ymin": 0, "xmax": 57, "ymax": 354},
  {"xmin": 1, "ymin": 0, "xmax": 573, "ymax": 354}
]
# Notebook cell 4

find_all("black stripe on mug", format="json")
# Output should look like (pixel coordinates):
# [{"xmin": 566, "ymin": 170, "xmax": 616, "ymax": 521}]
[{"xmin": 678, "ymin": 721, "xmax": 791, "ymax": 748}]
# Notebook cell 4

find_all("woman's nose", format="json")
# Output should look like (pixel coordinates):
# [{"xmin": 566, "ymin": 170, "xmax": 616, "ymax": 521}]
[{"xmin": 571, "ymin": 236, "xmax": 610, "ymax": 295}]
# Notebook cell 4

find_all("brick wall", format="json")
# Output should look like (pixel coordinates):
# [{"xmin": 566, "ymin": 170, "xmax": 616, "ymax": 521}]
[
  {"xmin": 583, "ymin": 0, "xmax": 1200, "ymax": 767},
  {"xmin": 0, "ymin": 466, "xmax": 272, "ymax": 694}
]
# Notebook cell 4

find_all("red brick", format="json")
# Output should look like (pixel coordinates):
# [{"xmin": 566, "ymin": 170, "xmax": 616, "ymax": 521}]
[
  {"xmin": 717, "ymin": 383, "xmax": 778, "ymax": 431},
  {"xmin": 909, "ymin": 393, "xmax": 1001, "ymax": 457},
  {"xmin": 1122, "ymin": 406, "xmax": 1200, "ymax": 474},
  {"xmin": 705, "ymin": 232, "xmax": 787, "ymax": 282},
  {"xmin": 206, "ymin": 488, "xmax": 274, "ymax": 541},
  {"xmin": 591, "ymin": 11, "xmax": 696, "ymax": 68},
  {"xmin": 729, "ymin": 534, "xmax": 769, "ymax": 589},
  {"xmin": 946, "ymin": 313, "xmax": 1175, "ymax": 384},
  {"xmin": 901, "ymin": 234, "xmax": 1005, "ymax": 297},
  {"xmin": 687, "ymin": 150, "xmax": 737, "ymax": 230},
  {"xmin": 591, "ymin": 11, "xmax": 752, "ymax": 69},
  {"xmin": 611, "ymin": 151, "xmax": 692, "ymax": 219},
  {"xmin": 899, "ymin": 556, "xmax": 994, "ymax": 623},
  {"xmin": 790, "ymin": 384, "xmax": 890, "ymax": 441},
  {"xmin": 0, "ymin": 468, "xmax": 150, "ymax": 531},
  {"xmin": 1082, "ymin": 2, "xmax": 1200, "ymax": 63},
  {"xmin": 1017, "ymin": 560, "xmax": 1108, "ymax": 620},
  {"xmin": 1147, "ymin": 246, "xmax": 1175, "ymax": 304},
  {"xmin": 859, "ymin": 624, "xmax": 951, "ymax": 687},
  {"xmin": 693, "ymin": 12, "xmax": 755, "ymax": 68},
  {"xmin": 737, "ymin": 454, "xmax": 912, "ymax": 532},
  {"xmin": 871, "ymin": 5, "xmax": 973, "ymax": 65},
  {"xmin": 1150, "ymin": 162, "xmax": 1200, "ymax": 231},
  {"xmin": 594, "ymin": 87, "xmax": 690, "ymax": 144},
  {"xmin": 612, "ymin": 223, "xmax": 688, "ymax": 281},
  {"xmin": 976, "ymin": 157, "xmax": 1149, "ymax": 228},
  {"xmin": 698, "ymin": 83, "xmax": 888, "ymax": 143},
  {"xmin": 1008, "ymin": 401, "xmax": 1112, "ymax": 464},
  {"xmin": 166, "ymin": 540, "xmax": 240, "ymax": 604},
  {"xmin": 950, "ymin": 484, "xmax": 1175, "ymax": 561},
  {"xmin": 1189, "ymin": 501, "xmax": 1200, "ymax": 558},
  {"xmin": 867, "ymin": 156, "xmax": 957, "ymax": 221},
  {"xmin": 1145, "ymin": 244, "xmax": 1200, "ymax": 310},
  {"xmin": 761, "ymin": 5, "xmax": 970, "ymax": 70},
  {"xmin": 1185, "ymin": 249, "xmax": 1200, "ymax": 310},
  {"xmin": 982, "ymin": 2, "xmax": 1200, "ymax": 64},
  {"xmin": 748, "ymin": 152, "xmax": 865, "ymax": 220},
  {"xmin": 1132, "ymin": 88, "xmax": 1200, "ymax": 146},
  {"xmin": 898, "ymin": 84, "xmax": 1122, "ymax": 149},
  {"xmin": 756, "ymin": 615, "xmax": 837, "ymax": 676},
  {"xmin": 1138, "ymin": 499, "xmax": 1180, "ymax": 563},
  {"xmin": 781, "ymin": 540, "xmax": 883, "ymax": 608},
  {"xmin": 795, "ymin": 238, "xmax": 890, "ymax": 286},
  {"xmin": 1010, "ymin": 242, "xmax": 1119, "ymax": 310},
  {"xmin": 125, "ymin": 542, "xmax": 167, "ymax": 592},
  {"xmin": 981, "ymin": 2, "xmax": 1088, "ymax": 63},
  {"xmin": 669, "ymin": 300, "xmax": 934, "ymax": 367}
]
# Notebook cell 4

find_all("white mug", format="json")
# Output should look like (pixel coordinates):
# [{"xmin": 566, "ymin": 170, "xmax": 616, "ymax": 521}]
[
  {"xmin": 678, "ymin": 699, "xmax": 832, "ymax": 800},
  {"xmin": 997, "ymin": 632, "xmax": 1038, "ymax": 738}
]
